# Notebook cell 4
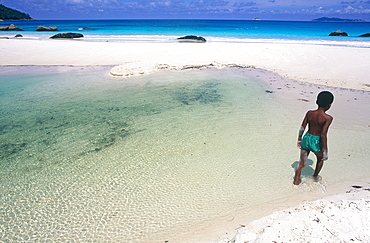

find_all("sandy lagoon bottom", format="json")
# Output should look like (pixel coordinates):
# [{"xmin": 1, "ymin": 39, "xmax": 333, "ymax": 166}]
[{"xmin": 0, "ymin": 66, "xmax": 369, "ymax": 242}]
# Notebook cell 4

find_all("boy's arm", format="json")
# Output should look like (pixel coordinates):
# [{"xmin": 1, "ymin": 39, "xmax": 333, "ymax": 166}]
[
  {"xmin": 297, "ymin": 112, "xmax": 309, "ymax": 148},
  {"xmin": 320, "ymin": 115, "xmax": 333, "ymax": 160}
]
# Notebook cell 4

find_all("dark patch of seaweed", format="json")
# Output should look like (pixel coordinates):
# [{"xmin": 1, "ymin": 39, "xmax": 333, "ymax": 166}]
[
  {"xmin": 1, "ymin": 93, "xmax": 167, "ymax": 165},
  {"xmin": 0, "ymin": 124, "xmax": 23, "ymax": 135},
  {"xmin": 0, "ymin": 142, "xmax": 27, "ymax": 159},
  {"xmin": 87, "ymin": 120, "xmax": 131, "ymax": 153},
  {"xmin": 98, "ymin": 105, "xmax": 162, "ymax": 117},
  {"xmin": 174, "ymin": 82, "xmax": 222, "ymax": 105}
]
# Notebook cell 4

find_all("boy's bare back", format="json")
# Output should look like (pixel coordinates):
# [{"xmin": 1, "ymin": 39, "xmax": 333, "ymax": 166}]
[{"xmin": 305, "ymin": 109, "xmax": 333, "ymax": 137}]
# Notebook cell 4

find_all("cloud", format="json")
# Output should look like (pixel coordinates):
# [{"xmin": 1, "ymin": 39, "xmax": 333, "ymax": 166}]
[
  {"xmin": 233, "ymin": 1, "xmax": 256, "ymax": 8},
  {"xmin": 1, "ymin": 0, "xmax": 369, "ymax": 19},
  {"xmin": 68, "ymin": 0, "xmax": 84, "ymax": 3},
  {"xmin": 341, "ymin": 0, "xmax": 357, "ymax": 4}
]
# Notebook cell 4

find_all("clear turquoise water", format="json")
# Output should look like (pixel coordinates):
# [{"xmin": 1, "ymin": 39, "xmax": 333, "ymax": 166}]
[
  {"xmin": 1, "ymin": 66, "xmax": 370, "ymax": 242},
  {"xmin": 1, "ymin": 66, "xmax": 292, "ymax": 242},
  {"xmin": 3, "ymin": 19, "xmax": 370, "ymax": 42}
]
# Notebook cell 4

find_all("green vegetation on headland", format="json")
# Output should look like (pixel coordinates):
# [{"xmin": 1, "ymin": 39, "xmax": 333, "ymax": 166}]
[
  {"xmin": 312, "ymin": 17, "xmax": 366, "ymax": 22},
  {"xmin": 0, "ymin": 4, "xmax": 33, "ymax": 20}
]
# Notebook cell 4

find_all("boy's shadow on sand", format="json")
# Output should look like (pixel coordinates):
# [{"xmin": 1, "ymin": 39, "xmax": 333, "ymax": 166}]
[{"xmin": 291, "ymin": 159, "xmax": 315, "ymax": 177}]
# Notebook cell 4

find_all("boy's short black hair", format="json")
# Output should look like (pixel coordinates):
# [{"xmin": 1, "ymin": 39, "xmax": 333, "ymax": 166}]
[{"xmin": 316, "ymin": 91, "xmax": 334, "ymax": 108}]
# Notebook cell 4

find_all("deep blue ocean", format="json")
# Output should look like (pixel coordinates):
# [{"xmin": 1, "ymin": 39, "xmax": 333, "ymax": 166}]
[{"xmin": 2, "ymin": 19, "xmax": 370, "ymax": 42}]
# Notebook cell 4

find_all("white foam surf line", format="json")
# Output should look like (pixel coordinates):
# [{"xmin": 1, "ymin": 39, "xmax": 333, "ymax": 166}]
[
  {"xmin": 2, "ymin": 32, "xmax": 369, "ymax": 48},
  {"xmin": 80, "ymin": 35, "xmax": 370, "ymax": 48},
  {"xmin": 206, "ymin": 37, "xmax": 370, "ymax": 48}
]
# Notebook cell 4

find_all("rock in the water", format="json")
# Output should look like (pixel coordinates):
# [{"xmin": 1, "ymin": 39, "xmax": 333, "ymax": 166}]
[
  {"xmin": 36, "ymin": 26, "xmax": 58, "ymax": 31},
  {"xmin": 8, "ymin": 24, "xmax": 22, "ymax": 31},
  {"xmin": 14, "ymin": 34, "xmax": 22, "ymax": 37},
  {"xmin": 329, "ymin": 30, "xmax": 348, "ymax": 36},
  {"xmin": 78, "ymin": 27, "xmax": 93, "ymax": 30},
  {"xmin": 177, "ymin": 35, "xmax": 206, "ymax": 42},
  {"xmin": 50, "ymin": 32, "xmax": 84, "ymax": 39},
  {"xmin": 359, "ymin": 33, "xmax": 370, "ymax": 37},
  {"xmin": 0, "ymin": 24, "xmax": 23, "ymax": 31}
]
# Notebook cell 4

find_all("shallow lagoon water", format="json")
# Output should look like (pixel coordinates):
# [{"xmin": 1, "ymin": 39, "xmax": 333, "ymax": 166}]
[{"xmin": 1, "ymin": 66, "xmax": 369, "ymax": 242}]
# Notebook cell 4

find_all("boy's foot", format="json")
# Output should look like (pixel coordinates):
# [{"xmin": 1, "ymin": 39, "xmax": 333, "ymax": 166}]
[
  {"xmin": 293, "ymin": 178, "xmax": 302, "ymax": 185},
  {"xmin": 313, "ymin": 175, "xmax": 322, "ymax": 182}
]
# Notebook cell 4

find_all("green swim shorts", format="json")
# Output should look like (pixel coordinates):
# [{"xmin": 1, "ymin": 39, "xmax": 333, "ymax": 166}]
[{"xmin": 301, "ymin": 133, "xmax": 322, "ymax": 152}]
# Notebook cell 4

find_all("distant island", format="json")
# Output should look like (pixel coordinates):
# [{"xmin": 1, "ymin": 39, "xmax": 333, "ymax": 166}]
[
  {"xmin": 312, "ymin": 17, "xmax": 366, "ymax": 22},
  {"xmin": 0, "ymin": 4, "xmax": 33, "ymax": 20}
]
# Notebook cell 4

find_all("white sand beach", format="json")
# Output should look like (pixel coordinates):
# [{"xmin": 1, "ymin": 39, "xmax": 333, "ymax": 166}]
[
  {"xmin": 1, "ymin": 38, "xmax": 370, "ymax": 91},
  {"xmin": 1, "ymin": 38, "xmax": 369, "ymax": 242},
  {"xmin": 217, "ymin": 187, "xmax": 370, "ymax": 243}
]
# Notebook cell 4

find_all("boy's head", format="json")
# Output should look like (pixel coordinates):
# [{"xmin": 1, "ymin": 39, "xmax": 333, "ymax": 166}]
[{"xmin": 316, "ymin": 91, "xmax": 334, "ymax": 108}]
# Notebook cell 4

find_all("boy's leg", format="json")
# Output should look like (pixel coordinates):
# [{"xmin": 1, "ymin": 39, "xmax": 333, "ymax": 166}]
[
  {"xmin": 294, "ymin": 149, "xmax": 309, "ymax": 185},
  {"xmin": 313, "ymin": 150, "xmax": 324, "ymax": 179}
]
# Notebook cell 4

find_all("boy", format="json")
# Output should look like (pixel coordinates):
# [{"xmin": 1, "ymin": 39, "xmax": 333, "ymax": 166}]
[{"xmin": 293, "ymin": 91, "xmax": 334, "ymax": 185}]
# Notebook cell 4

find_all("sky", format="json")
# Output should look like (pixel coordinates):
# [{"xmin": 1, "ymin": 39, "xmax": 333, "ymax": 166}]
[{"xmin": 1, "ymin": 0, "xmax": 370, "ymax": 20}]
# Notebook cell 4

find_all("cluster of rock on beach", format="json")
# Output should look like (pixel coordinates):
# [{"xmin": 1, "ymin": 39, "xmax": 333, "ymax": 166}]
[
  {"xmin": 0, "ymin": 24, "xmax": 59, "ymax": 31},
  {"xmin": 0, "ymin": 24, "xmax": 84, "ymax": 39},
  {"xmin": 0, "ymin": 24, "xmax": 23, "ymax": 31}
]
